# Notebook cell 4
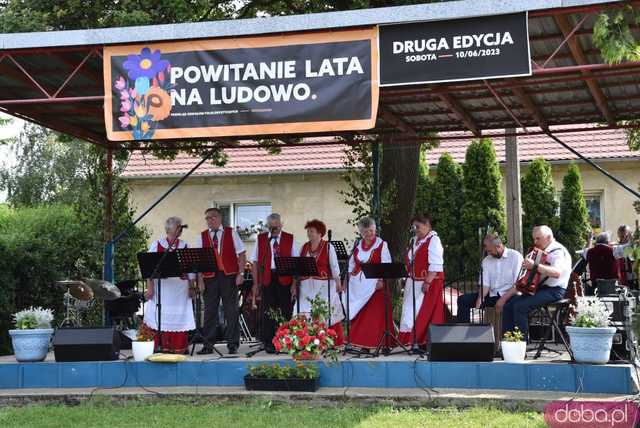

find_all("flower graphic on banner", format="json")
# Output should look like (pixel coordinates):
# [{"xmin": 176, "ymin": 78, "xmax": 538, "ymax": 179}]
[{"xmin": 115, "ymin": 47, "xmax": 174, "ymax": 140}]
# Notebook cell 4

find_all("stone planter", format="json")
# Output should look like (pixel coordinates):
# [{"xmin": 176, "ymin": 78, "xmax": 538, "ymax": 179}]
[
  {"xmin": 501, "ymin": 341, "xmax": 527, "ymax": 363},
  {"xmin": 244, "ymin": 375, "xmax": 319, "ymax": 392},
  {"xmin": 9, "ymin": 328, "xmax": 54, "ymax": 362},
  {"xmin": 566, "ymin": 326, "xmax": 617, "ymax": 364},
  {"xmin": 132, "ymin": 340, "xmax": 155, "ymax": 361}
]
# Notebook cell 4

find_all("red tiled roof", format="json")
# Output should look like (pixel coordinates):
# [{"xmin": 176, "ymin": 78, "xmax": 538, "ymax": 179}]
[
  {"xmin": 426, "ymin": 126, "xmax": 639, "ymax": 165},
  {"xmin": 122, "ymin": 126, "xmax": 638, "ymax": 178}
]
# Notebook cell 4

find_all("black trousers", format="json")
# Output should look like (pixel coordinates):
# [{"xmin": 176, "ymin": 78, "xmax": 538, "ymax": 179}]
[
  {"xmin": 203, "ymin": 274, "xmax": 239, "ymax": 350},
  {"xmin": 261, "ymin": 274, "xmax": 293, "ymax": 346}
]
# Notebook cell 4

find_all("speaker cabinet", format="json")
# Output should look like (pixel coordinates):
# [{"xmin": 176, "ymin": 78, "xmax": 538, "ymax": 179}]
[
  {"xmin": 53, "ymin": 327, "xmax": 120, "ymax": 362},
  {"xmin": 428, "ymin": 323, "xmax": 495, "ymax": 362}
]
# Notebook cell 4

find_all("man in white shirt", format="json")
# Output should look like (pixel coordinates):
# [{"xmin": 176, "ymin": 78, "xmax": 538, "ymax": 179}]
[
  {"xmin": 457, "ymin": 234, "xmax": 523, "ymax": 323},
  {"xmin": 249, "ymin": 213, "xmax": 299, "ymax": 353},
  {"xmin": 497, "ymin": 225, "xmax": 572, "ymax": 340},
  {"xmin": 195, "ymin": 207, "xmax": 246, "ymax": 355}
]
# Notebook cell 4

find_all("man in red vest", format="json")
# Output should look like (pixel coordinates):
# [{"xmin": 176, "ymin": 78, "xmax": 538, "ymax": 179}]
[
  {"xmin": 195, "ymin": 207, "xmax": 246, "ymax": 355},
  {"xmin": 250, "ymin": 213, "xmax": 298, "ymax": 353}
]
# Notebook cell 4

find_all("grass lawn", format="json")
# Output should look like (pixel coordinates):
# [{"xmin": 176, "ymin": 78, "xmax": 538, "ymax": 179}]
[{"xmin": 0, "ymin": 398, "xmax": 545, "ymax": 428}]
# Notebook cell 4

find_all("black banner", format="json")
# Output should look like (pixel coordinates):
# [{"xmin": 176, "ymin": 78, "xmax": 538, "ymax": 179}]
[
  {"xmin": 103, "ymin": 29, "xmax": 378, "ymax": 141},
  {"xmin": 379, "ymin": 12, "xmax": 531, "ymax": 86}
]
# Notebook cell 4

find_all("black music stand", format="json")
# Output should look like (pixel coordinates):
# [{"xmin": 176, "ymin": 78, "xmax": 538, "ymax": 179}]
[
  {"xmin": 175, "ymin": 248, "xmax": 225, "ymax": 358},
  {"xmin": 137, "ymin": 251, "xmax": 181, "ymax": 353},
  {"xmin": 362, "ymin": 262, "xmax": 411, "ymax": 356},
  {"xmin": 274, "ymin": 256, "xmax": 318, "ymax": 315}
]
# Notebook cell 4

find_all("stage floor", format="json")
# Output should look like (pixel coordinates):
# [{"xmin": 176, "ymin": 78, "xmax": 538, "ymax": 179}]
[{"xmin": 0, "ymin": 343, "xmax": 636, "ymax": 395}]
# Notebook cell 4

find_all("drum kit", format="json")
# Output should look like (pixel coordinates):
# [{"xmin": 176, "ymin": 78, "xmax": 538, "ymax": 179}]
[{"xmin": 56, "ymin": 279, "xmax": 121, "ymax": 327}]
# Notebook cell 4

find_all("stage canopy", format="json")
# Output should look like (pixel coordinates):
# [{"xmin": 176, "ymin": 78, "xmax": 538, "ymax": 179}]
[{"xmin": 0, "ymin": 0, "xmax": 638, "ymax": 148}]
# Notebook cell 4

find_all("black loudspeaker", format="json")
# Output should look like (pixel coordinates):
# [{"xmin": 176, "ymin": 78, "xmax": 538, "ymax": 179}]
[
  {"xmin": 53, "ymin": 327, "xmax": 120, "ymax": 362},
  {"xmin": 428, "ymin": 323, "xmax": 495, "ymax": 362}
]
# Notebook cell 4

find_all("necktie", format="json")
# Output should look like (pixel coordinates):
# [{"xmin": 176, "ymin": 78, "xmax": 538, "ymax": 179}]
[
  {"xmin": 212, "ymin": 229, "xmax": 219, "ymax": 251},
  {"xmin": 272, "ymin": 236, "xmax": 280, "ymax": 258}
]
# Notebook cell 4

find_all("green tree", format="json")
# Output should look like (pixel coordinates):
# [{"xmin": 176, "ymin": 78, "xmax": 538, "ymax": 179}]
[
  {"xmin": 558, "ymin": 162, "xmax": 591, "ymax": 259},
  {"xmin": 429, "ymin": 153, "xmax": 464, "ymax": 279},
  {"xmin": 521, "ymin": 158, "xmax": 559, "ymax": 250},
  {"xmin": 414, "ymin": 150, "xmax": 433, "ymax": 216},
  {"xmin": 460, "ymin": 138, "xmax": 507, "ymax": 269}
]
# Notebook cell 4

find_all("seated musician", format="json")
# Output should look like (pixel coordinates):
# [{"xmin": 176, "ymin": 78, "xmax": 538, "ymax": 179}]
[
  {"xmin": 344, "ymin": 216, "xmax": 393, "ymax": 350},
  {"xmin": 142, "ymin": 216, "xmax": 196, "ymax": 354},
  {"xmin": 249, "ymin": 213, "xmax": 298, "ymax": 354},
  {"xmin": 457, "ymin": 233, "xmax": 523, "ymax": 323},
  {"xmin": 582, "ymin": 231, "xmax": 618, "ymax": 291},
  {"xmin": 293, "ymin": 219, "xmax": 345, "ymax": 345},
  {"xmin": 497, "ymin": 225, "xmax": 572, "ymax": 340},
  {"xmin": 613, "ymin": 225, "xmax": 636, "ymax": 287}
]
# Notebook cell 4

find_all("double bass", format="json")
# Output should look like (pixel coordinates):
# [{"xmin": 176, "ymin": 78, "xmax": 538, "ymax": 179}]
[{"xmin": 515, "ymin": 248, "xmax": 559, "ymax": 295}]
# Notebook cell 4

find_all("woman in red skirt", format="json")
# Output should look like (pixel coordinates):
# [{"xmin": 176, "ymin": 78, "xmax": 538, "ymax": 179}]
[
  {"xmin": 398, "ymin": 213, "xmax": 445, "ymax": 347},
  {"xmin": 344, "ymin": 217, "xmax": 393, "ymax": 350}
]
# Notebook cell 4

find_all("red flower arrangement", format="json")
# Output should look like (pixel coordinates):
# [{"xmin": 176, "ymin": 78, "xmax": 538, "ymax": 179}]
[{"xmin": 272, "ymin": 296, "xmax": 339, "ymax": 361}]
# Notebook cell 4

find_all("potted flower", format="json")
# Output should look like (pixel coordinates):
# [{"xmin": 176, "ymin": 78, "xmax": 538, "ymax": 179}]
[
  {"xmin": 566, "ymin": 296, "xmax": 616, "ymax": 364},
  {"xmin": 9, "ymin": 306, "xmax": 55, "ymax": 362},
  {"xmin": 501, "ymin": 327, "xmax": 526, "ymax": 363},
  {"xmin": 236, "ymin": 221, "xmax": 266, "ymax": 241},
  {"xmin": 272, "ymin": 295, "xmax": 339, "ymax": 361},
  {"xmin": 131, "ymin": 325, "xmax": 155, "ymax": 361},
  {"xmin": 244, "ymin": 362, "xmax": 319, "ymax": 392}
]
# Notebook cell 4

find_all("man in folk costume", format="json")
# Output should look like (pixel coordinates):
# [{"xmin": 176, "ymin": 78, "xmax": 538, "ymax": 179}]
[
  {"xmin": 344, "ymin": 216, "xmax": 393, "ymax": 350},
  {"xmin": 195, "ymin": 207, "xmax": 246, "ymax": 355},
  {"xmin": 142, "ymin": 216, "xmax": 196, "ymax": 354},
  {"xmin": 399, "ymin": 213, "xmax": 445, "ymax": 346},
  {"xmin": 250, "ymin": 213, "xmax": 298, "ymax": 353},
  {"xmin": 497, "ymin": 225, "xmax": 572, "ymax": 339},
  {"xmin": 293, "ymin": 219, "xmax": 345, "ymax": 345}
]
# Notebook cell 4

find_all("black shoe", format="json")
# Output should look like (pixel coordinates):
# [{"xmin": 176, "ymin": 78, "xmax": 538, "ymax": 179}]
[
  {"xmin": 228, "ymin": 347, "xmax": 238, "ymax": 355},
  {"xmin": 197, "ymin": 347, "xmax": 214, "ymax": 355},
  {"xmin": 264, "ymin": 344, "xmax": 276, "ymax": 354}
]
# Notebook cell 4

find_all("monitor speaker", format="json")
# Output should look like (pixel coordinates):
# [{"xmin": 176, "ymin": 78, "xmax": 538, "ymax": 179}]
[
  {"xmin": 53, "ymin": 327, "xmax": 120, "ymax": 362},
  {"xmin": 428, "ymin": 323, "xmax": 495, "ymax": 362}
]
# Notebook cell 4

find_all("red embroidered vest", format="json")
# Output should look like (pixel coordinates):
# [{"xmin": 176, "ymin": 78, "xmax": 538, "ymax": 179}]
[
  {"xmin": 157, "ymin": 238, "xmax": 188, "ymax": 280},
  {"xmin": 351, "ymin": 239, "xmax": 385, "ymax": 276},
  {"xmin": 301, "ymin": 240, "xmax": 330, "ymax": 280},
  {"xmin": 405, "ymin": 235, "xmax": 444, "ymax": 281},
  {"xmin": 201, "ymin": 227, "xmax": 239, "ymax": 278},
  {"xmin": 256, "ymin": 231, "xmax": 294, "ymax": 286}
]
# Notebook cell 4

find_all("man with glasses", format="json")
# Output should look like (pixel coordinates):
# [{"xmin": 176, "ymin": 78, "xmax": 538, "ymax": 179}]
[{"xmin": 195, "ymin": 207, "xmax": 246, "ymax": 355}]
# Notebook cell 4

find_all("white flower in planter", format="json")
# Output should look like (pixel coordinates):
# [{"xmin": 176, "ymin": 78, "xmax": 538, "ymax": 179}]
[
  {"xmin": 572, "ymin": 296, "xmax": 612, "ymax": 328},
  {"xmin": 12, "ymin": 306, "xmax": 54, "ymax": 329}
]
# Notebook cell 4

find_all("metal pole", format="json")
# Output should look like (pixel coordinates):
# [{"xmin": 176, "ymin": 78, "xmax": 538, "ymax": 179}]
[
  {"xmin": 372, "ymin": 141, "xmax": 381, "ymax": 224},
  {"xmin": 103, "ymin": 147, "xmax": 113, "ymax": 281}
]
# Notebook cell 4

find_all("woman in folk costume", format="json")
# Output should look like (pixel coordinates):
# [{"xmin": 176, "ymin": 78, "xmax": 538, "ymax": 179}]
[
  {"xmin": 293, "ymin": 219, "xmax": 345, "ymax": 345},
  {"xmin": 398, "ymin": 213, "xmax": 445, "ymax": 346},
  {"xmin": 142, "ymin": 216, "xmax": 196, "ymax": 354},
  {"xmin": 344, "ymin": 216, "xmax": 393, "ymax": 350}
]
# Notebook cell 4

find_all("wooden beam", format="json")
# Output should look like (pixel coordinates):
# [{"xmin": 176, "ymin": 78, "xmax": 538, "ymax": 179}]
[
  {"xmin": 555, "ymin": 14, "xmax": 615, "ymax": 126},
  {"xmin": 510, "ymin": 86, "xmax": 548, "ymax": 131},
  {"xmin": 379, "ymin": 107, "xmax": 418, "ymax": 138},
  {"xmin": 437, "ymin": 92, "xmax": 481, "ymax": 136}
]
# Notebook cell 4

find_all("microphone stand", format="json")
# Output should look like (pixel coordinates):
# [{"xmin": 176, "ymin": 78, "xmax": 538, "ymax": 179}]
[
  {"xmin": 478, "ymin": 227, "xmax": 484, "ymax": 324},
  {"xmin": 343, "ymin": 237, "xmax": 361, "ymax": 356}
]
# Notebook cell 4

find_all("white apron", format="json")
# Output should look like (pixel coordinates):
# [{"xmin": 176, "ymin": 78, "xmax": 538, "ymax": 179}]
[
  {"xmin": 143, "ymin": 238, "xmax": 196, "ymax": 332},
  {"xmin": 346, "ymin": 237, "xmax": 391, "ymax": 321}
]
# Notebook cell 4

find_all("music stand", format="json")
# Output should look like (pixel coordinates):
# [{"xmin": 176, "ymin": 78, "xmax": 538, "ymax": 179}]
[
  {"xmin": 331, "ymin": 241, "xmax": 349, "ymax": 261},
  {"xmin": 274, "ymin": 256, "xmax": 318, "ymax": 315},
  {"xmin": 175, "ymin": 248, "xmax": 225, "ymax": 358},
  {"xmin": 361, "ymin": 262, "xmax": 411, "ymax": 356}
]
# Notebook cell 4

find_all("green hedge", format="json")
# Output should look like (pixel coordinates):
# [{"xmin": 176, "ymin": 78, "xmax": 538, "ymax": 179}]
[{"xmin": 0, "ymin": 205, "xmax": 94, "ymax": 354}]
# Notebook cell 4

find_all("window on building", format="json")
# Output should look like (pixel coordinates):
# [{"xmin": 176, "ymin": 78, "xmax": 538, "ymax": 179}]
[
  {"xmin": 213, "ymin": 202, "xmax": 271, "ymax": 239},
  {"xmin": 584, "ymin": 192, "xmax": 603, "ymax": 232}
]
